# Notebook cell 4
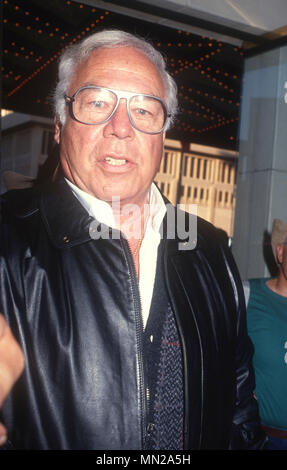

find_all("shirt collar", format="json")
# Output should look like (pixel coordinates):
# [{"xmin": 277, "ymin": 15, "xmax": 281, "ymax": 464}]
[{"xmin": 64, "ymin": 178, "xmax": 167, "ymax": 234}]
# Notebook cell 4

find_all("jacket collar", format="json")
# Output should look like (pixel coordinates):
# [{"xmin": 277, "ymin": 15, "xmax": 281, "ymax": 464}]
[
  {"xmin": 10, "ymin": 178, "xmax": 200, "ymax": 251},
  {"xmin": 41, "ymin": 180, "xmax": 200, "ymax": 251},
  {"xmin": 161, "ymin": 196, "xmax": 199, "ymax": 254},
  {"xmin": 39, "ymin": 179, "xmax": 94, "ymax": 249}
]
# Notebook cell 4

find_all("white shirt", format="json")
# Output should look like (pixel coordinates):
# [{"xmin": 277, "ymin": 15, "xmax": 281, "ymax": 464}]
[{"xmin": 65, "ymin": 179, "xmax": 167, "ymax": 327}]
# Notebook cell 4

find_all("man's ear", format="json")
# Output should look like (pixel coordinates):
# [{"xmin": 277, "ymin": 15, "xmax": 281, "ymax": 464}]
[
  {"xmin": 276, "ymin": 244, "xmax": 284, "ymax": 264},
  {"xmin": 54, "ymin": 116, "xmax": 61, "ymax": 145}
]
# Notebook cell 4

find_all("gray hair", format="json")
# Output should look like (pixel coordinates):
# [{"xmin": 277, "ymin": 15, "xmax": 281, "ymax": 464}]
[{"xmin": 53, "ymin": 29, "xmax": 178, "ymax": 130}]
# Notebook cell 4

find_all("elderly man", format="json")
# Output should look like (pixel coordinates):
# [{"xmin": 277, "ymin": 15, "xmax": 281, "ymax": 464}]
[
  {"xmin": 0, "ymin": 29, "xmax": 266, "ymax": 450},
  {"xmin": 244, "ymin": 218, "xmax": 287, "ymax": 450}
]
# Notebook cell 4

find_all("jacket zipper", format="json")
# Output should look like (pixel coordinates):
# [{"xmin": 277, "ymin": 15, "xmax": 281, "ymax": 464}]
[{"xmin": 121, "ymin": 236, "xmax": 147, "ymax": 450}]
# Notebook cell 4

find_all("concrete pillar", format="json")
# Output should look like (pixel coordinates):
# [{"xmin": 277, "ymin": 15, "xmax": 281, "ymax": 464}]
[{"xmin": 232, "ymin": 45, "xmax": 287, "ymax": 280}]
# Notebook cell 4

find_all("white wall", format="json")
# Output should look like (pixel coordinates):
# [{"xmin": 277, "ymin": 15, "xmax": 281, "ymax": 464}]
[{"xmin": 232, "ymin": 45, "xmax": 287, "ymax": 279}]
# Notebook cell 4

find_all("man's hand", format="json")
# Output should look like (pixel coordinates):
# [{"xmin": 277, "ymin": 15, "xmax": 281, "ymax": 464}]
[{"xmin": 0, "ymin": 314, "xmax": 24, "ymax": 445}]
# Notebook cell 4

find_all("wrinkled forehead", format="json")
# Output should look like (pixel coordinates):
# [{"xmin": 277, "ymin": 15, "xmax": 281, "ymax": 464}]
[{"xmin": 68, "ymin": 46, "xmax": 166, "ymax": 100}]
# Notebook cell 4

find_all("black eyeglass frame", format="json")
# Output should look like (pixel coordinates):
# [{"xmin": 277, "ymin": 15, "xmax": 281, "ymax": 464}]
[{"xmin": 64, "ymin": 85, "xmax": 171, "ymax": 135}]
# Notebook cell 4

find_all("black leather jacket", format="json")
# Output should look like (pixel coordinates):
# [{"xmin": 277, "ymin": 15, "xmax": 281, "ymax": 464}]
[{"xmin": 0, "ymin": 180, "xmax": 267, "ymax": 450}]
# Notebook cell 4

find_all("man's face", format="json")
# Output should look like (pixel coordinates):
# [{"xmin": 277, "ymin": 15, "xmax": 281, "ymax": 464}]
[{"xmin": 55, "ymin": 46, "xmax": 166, "ymax": 207}]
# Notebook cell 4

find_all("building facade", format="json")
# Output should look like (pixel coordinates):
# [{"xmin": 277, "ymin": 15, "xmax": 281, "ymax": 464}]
[{"xmin": 155, "ymin": 139, "xmax": 237, "ymax": 237}]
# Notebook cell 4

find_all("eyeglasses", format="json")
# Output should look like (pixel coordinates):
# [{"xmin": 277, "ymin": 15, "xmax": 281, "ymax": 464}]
[{"xmin": 64, "ymin": 85, "xmax": 170, "ymax": 134}]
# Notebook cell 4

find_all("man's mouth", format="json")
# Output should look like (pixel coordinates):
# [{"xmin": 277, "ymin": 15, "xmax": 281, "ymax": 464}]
[{"xmin": 105, "ymin": 157, "xmax": 127, "ymax": 166}]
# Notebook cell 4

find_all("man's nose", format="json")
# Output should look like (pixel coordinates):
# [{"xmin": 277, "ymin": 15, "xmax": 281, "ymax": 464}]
[{"xmin": 103, "ymin": 100, "xmax": 134, "ymax": 139}]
